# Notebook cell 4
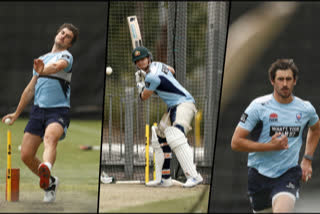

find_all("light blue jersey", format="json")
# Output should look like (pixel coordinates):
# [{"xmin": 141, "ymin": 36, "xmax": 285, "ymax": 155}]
[
  {"xmin": 238, "ymin": 94, "xmax": 319, "ymax": 178},
  {"xmin": 144, "ymin": 62, "xmax": 195, "ymax": 108},
  {"xmin": 33, "ymin": 50, "xmax": 73, "ymax": 108}
]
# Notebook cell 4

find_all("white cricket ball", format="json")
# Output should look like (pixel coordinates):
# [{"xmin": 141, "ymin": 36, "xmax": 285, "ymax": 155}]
[
  {"xmin": 5, "ymin": 118, "xmax": 11, "ymax": 125},
  {"xmin": 106, "ymin": 66, "xmax": 113, "ymax": 75}
]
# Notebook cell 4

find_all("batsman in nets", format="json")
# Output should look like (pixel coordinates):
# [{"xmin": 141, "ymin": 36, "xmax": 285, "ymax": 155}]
[
  {"xmin": 2, "ymin": 23, "xmax": 79, "ymax": 202},
  {"xmin": 132, "ymin": 46, "xmax": 203, "ymax": 188}
]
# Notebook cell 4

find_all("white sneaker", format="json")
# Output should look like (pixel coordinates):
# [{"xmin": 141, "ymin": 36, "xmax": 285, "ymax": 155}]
[
  {"xmin": 43, "ymin": 176, "xmax": 59, "ymax": 203},
  {"xmin": 101, "ymin": 176, "xmax": 114, "ymax": 184},
  {"xmin": 183, "ymin": 174, "xmax": 203, "ymax": 188},
  {"xmin": 145, "ymin": 178, "xmax": 173, "ymax": 187},
  {"xmin": 160, "ymin": 178, "xmax": 173, "ymax": 187},
  {"xmin": 100, "ymin": 172, "xmax": 114, "ymax": 184}
]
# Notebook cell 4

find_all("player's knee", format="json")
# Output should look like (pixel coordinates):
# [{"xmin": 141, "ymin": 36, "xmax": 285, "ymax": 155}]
[
  {"xmin": 164, "ymin": 126, "xmax": 187, "ymax": 150},
  {"xmin": 172, "ymin": 121, "xmax": 191, "ymax": 135},
  {"xmin": 272, "ymin": 192, "xmax": 296, "ymax": 212},
  {"xmin": 43, "ymin": 134, "xmax": 59, "ymax": 148},
  {"xmin": 45, "ymin": 122, "xmax": 65, "ymax": 141}
]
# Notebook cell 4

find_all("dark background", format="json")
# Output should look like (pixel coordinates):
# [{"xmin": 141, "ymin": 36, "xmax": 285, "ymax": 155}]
[
  {"xmin": 210, "ymin": 2, "xmax": 320, "ymax": 212},
  {"xmin": 0, "ymin": 2, "xmax": 107, "ymax": 119}
]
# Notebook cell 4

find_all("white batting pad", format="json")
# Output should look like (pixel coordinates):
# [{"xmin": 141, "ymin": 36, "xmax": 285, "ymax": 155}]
[
  {"xmin": 151, "ymin": 126, "xmax": 161, "ymax": 149},
  {"xmin": 164, "ymin": 126, "xmax": 186, "ymax": 149},
  {"xmin": 165, "ymin": 126, "xmax": 198, "ymax": 178},
  {"xmin": 151, "ymin": 126, "xmax": 164, "ymax": 181},
  {"xmin": 153, "ymin": 149, "xmax": 164, "ymax": 181}
]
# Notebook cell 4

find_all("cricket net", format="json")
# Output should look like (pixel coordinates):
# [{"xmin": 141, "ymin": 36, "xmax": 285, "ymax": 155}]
[{"xmin": 101, "ymin": 1, "xmax": 229, "ymax": 184}]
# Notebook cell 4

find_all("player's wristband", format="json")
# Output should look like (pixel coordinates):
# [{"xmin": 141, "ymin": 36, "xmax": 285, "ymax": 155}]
[{"xmin": 303, "ymin": 154, "xmax": 313, "ymax": 161}]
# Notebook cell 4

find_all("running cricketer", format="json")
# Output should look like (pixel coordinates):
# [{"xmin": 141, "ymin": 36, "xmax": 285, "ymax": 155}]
[{"xmin": 231, "ymin": 59, "xmax": 320, "ymax": 212}]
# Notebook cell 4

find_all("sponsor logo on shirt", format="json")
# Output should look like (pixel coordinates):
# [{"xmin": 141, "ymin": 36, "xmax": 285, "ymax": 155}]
[
  {"xmin": 295, "ymin": 113, "xmax": 302, "ymax": 123},
  {"xmin": 161, "ymin": 65, "xmax": 169, "ymax": 74},
  {"xmin": 269, "ymin": 113, "xmax": 278, "ymax": 122},
  {"xmin": 240, "ymin": 113, "xmax": 248, "ymax": 123},
  {"xmin": 270, "ymin": 126, "xmax": 300, "ymax": 137}
]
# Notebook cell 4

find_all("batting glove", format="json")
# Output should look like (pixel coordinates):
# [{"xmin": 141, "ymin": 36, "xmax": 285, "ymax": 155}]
[
  {"xmin": 137, "ymin": 82, "xmax": 145, "ymax": 94},
  {"xmin": 135, "ymin": 70, "xmax": 146, "ymax": 83}
]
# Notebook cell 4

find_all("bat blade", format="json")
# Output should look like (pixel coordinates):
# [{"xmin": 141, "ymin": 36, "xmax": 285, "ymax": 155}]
[{"xmin": 127, "ymin": 15, "xmax": 143, "ymax": 49}]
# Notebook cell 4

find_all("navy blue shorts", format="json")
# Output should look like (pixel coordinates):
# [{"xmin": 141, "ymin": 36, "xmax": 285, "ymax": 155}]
[
  {"xmin": 248, "ymin": 166, "xmax": 301, "ymax": 212},
  {"xmin": 24, "ymin": 105, "xmax": 70, "ymax": 140}
]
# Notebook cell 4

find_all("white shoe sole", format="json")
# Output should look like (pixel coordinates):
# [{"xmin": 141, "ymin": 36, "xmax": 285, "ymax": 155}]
[
  {"xmin": 145, "ymin": 180, "xmax": 173, "ymax": 187},
  {"xmin": 145, "ymin": 182, "xmax": 161, "ymax": 187}
]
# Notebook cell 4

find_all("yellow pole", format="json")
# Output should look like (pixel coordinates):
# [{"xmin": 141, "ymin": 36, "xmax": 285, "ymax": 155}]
[
  {"xmin": 145, "ymin": 124, "xmax": 150, "ymax": 183},
  {"xmin": 195, "ymin": 111, "xmax": 202, "ymax": 147},
  {"xmin": 7, "ymin": 129, "xmax": 12, "ymax": 202},
  {"xmin": 152, "ymin": 123, "xmax": 157, "ymax": 180}
]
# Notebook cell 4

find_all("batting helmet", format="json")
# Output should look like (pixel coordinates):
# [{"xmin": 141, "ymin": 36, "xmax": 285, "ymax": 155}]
[{"xmin": 132, "ymin": 46, "xmax": 152, "ymax": 63}]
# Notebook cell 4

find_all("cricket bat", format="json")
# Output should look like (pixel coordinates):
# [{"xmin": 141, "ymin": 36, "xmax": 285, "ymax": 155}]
[
  {"xmin": 127, "ymin": 15, "xmax": 143, "ymax": 49},
  {"xmin": 127, "ymin": 15, "xmax": 145, "ymax": 81}
]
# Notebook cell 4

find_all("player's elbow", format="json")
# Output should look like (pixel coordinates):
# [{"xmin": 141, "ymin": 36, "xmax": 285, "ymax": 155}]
[
  {"xmin": 140, "ymin": 89, "xmax": 153, "ymax": 101},
  {"xmin": 314, "ymin": 123, "xmax": 320, "ymax": 136},
  {"xmin": 309, "ymin": 122, "xmax": 320, "ymax": 139},
  {"xmin": 312, "ymin": 126, "xmax": 320, "ymax": 136},
  {"xmin": 53, "ymin": 63, "xmax": 63, "ymax": 72},
  {"xmin": 168, "ymin": 66, "xmax": 175, "ymax": 75},
  {"xmin": 231, "ymin": 136, "xmax": 241, "ymax": 151}
]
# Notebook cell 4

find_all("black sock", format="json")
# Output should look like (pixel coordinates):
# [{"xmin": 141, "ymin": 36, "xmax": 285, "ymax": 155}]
[{"xmin": 160, "ymin": 138, "xmax": 172, "ymax": 179}]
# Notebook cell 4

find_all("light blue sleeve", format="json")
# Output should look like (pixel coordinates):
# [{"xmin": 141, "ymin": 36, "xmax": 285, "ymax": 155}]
[
  {"xmin": 307, "ymin": 102, "xmax": 319, "ymax": 127},
  {"xmin": 238, "ymin": 101, "xmax": 261, "ymax": 131},
  {"xmin": 59, "ymin": 52, "xmax": 73, "ymax": 73},
  {"xmin": 145, "ymin": 74, "xmax": 160, "ymax": 91}
]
